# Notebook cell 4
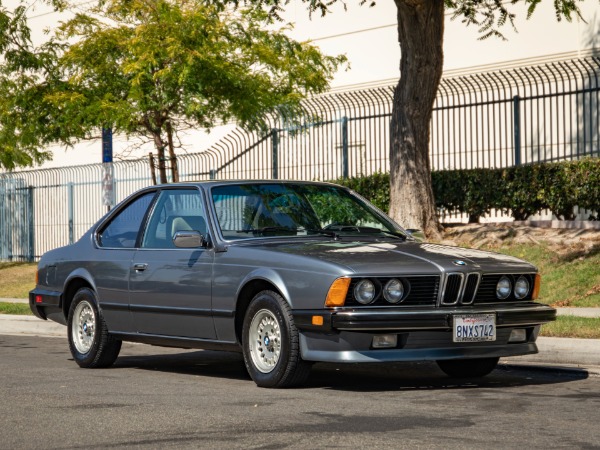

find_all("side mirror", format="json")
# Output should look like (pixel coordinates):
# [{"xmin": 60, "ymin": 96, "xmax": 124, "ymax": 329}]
[
  {"xmin": 173, "ymin": 230, "xmax": 207, "ymax": 248},
  {"xmin": 405, "ymin": 228, "xmax": 425, "ymax": 242}
]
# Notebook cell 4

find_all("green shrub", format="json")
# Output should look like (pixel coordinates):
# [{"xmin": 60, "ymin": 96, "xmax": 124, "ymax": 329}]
[
  {"xmin": 432, "ymin": 169, "xmax": 502, "ymax": 223},
  {"xmin": 333, "ymin": 158, "xmax": 599, "ymax": 222},
  {"xmin": 539, "ymin": 162, "xmax": 577, "ymax": 220},
  {"xmin": 334, "ymin": 172, "xmax": 390, "ymax": 213},
  {"xmin": 501, "ymin": 164, "xmax": 546, "ymax": 220},
  {"xmin": 569, "ymin": 158, "xmax": 600, "ymax": 217}
]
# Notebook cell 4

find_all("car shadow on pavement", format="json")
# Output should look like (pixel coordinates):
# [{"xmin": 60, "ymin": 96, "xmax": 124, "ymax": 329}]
[
  {"xmin": 111, "ymin": 345, "xmax": 589, "ymax": 391},
  {"xmin": 306, "ymin": 361, "xmax": 590, "ymax": 392},
  {"xmin": 114, "ymin": 349, "xmax": 252, "ymax": 382}
]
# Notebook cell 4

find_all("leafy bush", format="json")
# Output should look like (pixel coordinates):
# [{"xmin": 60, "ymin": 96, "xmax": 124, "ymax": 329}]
[
  {"xmin": 432, "ymin": 169, "xmax": 503, "ymax": 223},
  {"xmin": 569, "ymin": 158, "xmax": 600, "ymax": 217},
  {"xmin": 334, "ymin": 172, "xmax": 390, "ymax": 213},
  {"xmin": 500, "ymin": 164, "xmax": 546, "ymax": 220},
  {"xmin": 332, "ymin": 158, "xmax": 600, "ymax": 222},
  {"xmin": 538, "ymin": 162, "xmax": 577, "ymax": 220}
]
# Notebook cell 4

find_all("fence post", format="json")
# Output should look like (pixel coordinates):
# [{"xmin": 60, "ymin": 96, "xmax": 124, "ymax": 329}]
[
  {"xmin": 68, "ymin": 182, "xmax": 74, "ymax": 245},
  {"xmin": 341, "ymin": 116, "xmax": 349, "ymax": 179},
  {"xmin": 0, "ymin": 184, "xmax": 9, "ymax": 261},
  {"xmin": 272, "ymin": 128, "xmax": 279, "ymax": 180},
  {"xmin": 513, "ymin": 95, "xmax": 521, "ymax": 166},
  {"xmin": 27, "ymin": 186, "xmax": 35, "ymax": 262}
]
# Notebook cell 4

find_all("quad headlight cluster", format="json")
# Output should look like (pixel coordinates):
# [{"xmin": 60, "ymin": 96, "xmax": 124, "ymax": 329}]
[
  {"xmin": 496, "ymin": 275, "xmax": 530, "ymax": 300},
  {"xmin": 353, "ymin": 278, "xmax": 407, "ymax": 305}
]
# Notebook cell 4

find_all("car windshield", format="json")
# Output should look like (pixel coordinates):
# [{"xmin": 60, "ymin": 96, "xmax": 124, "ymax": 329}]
[{"xmin": 211, "ymin": 183, "xmax": 406, "ymax": 241}]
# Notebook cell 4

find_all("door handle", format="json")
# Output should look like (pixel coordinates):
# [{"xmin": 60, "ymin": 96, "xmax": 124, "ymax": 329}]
[{"xmin": 133, "ymin": 263, "xmax": 148, "ymax": 272}]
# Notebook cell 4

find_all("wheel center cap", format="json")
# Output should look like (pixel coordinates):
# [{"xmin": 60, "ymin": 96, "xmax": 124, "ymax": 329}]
[
  {"xmin": 264, "ymin": 336, "xmax": 270, "ymax": 346},
  {"xmin": 83, "ymin": 323, "xmax": 88, "ymax": 333}
]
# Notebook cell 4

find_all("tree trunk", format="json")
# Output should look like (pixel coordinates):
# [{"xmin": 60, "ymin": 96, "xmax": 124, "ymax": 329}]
[
  {"xmin": 152, "ymin": 133, "xmax": 168, "ymax": 184},
  {"xmin": 389, "ymin": 0, "xmax": 444, "ymax": 239},
  {"xmin": 166, "ymin": 121, "xmax": 179, "ymax": 183},
  {"xmin": 148, "ymin": 152, "xmax": 157, "ymax": 185}
]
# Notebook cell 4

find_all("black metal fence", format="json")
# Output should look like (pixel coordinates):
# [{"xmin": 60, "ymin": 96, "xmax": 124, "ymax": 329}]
[{"xmin": 1, "ymin": 56, "xmax": 599, "ymax": 261}]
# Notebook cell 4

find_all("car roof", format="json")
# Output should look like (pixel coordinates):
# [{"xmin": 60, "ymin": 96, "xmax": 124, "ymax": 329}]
[{"xmin": 151, "ymin": 180, "xmax": 344, "ymax": 189}]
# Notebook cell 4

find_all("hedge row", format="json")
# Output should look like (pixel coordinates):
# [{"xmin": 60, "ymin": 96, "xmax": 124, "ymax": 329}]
[{"xmin": 334, "ymin": 158, "xmax": 600, "ymax": 222}]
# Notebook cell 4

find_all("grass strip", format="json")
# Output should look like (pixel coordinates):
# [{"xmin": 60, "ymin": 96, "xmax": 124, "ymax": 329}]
[
  {"xmin": 540, "ymin": 315, "xmax": 600, "ymax": 339},
  {"xmin": 0, "ymin": 263, "xmax": 37, "ymax": 299},
  {"xmin": 0, "ymin": 302, "xmax": 32, "ymax": 315}
]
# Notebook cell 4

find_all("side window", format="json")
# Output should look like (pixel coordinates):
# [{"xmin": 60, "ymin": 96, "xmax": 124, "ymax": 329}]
[
  {"xmin": 141, "ymin": 189, "xmax": 207, "ymax": 249},
  {"xmin": 98, "ymin": 192, "xmax": 155, "ymax": 248}
]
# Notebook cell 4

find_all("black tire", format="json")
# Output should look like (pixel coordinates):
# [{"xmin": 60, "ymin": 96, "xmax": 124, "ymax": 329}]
[
  {"xmin": 436, "ymin": 357, "xmax": 500, "ymax": 378},
  {"xmin": 67, "ymin": 287, "xmax": 122, "ymax": 368},
  {"xmin": 242, "ymin": 290, "xmax": 311, "ymax": 388}
]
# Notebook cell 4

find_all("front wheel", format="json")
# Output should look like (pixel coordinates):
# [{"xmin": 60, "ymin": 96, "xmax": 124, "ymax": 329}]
[
  {"xmin": 68, "ymin": 287, "xmax": 122, "ymax": 368},
  {"xmin": 436, "ymin": 357, "xmax": 500, "ymax": 378},
  {"xmin": 242, "ymin": 290, "xmax": 311, "ymax": 388}
]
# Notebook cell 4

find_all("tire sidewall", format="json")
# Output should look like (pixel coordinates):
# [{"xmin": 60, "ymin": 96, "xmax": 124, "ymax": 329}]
[
  {"xmin": 242, "ymin": 291, "xmax": 294, "ymax": 388},
  {"xmin": 67, "ymin": 288, "xmax": 102, "ymax": 367}
]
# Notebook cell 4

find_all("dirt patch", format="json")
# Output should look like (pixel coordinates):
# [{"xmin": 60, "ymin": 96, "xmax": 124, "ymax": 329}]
[{"xmin": 439, "ymin": 223, "xmax": 600, "ymax": 258}]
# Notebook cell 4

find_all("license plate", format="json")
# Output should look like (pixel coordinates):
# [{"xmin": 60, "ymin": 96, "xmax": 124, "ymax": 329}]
[{"xmin": 453, "ymin": 314, "xmax": 496, "ymax": 342}]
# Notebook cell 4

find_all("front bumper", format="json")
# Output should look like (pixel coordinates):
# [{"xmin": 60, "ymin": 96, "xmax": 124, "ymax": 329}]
[
  {"xmin": 293, "ymin": 303, "xmax": 556, "ymax": 332},
  {"xmin": 293, "ymin": 303, "xmax": 556, "ymax": 363}
]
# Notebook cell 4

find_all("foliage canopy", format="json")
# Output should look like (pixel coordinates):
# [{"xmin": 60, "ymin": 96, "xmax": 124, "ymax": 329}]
[{"xmin": 0, "ymin": 0, "xmax": 346, "ymax": 178}]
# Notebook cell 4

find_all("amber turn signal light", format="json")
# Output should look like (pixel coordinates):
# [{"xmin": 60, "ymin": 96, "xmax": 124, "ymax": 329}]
[
  {"xmin": 325, "ymin": 277, "xmax": 351, "ymax": 307},
  {"xmin": 531, "ymin": 273, "xmax": 541, "ymax": 300}
]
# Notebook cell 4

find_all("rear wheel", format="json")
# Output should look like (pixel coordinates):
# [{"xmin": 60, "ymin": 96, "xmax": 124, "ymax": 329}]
[
  {"xmin": 242, "ymin": 290, "xmax": 311, "ymax": 388},
  {"xmin": 436, "ymin": 357, "xmax": 500, "ymax": 378},
  {"xmin": 68, "ymin": 287, "xmax": 121, "ymax": 368}
]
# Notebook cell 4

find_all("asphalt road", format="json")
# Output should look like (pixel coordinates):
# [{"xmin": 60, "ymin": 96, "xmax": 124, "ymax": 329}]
[{"xmin": 1, "ymin": 335, "xmax": 599, "ymax": 449}]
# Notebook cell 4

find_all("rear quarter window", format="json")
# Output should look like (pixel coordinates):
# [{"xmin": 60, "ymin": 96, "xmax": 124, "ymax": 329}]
[{"xmin": 98, "ymin": 192, "xmax": 155, "ymax": 248}]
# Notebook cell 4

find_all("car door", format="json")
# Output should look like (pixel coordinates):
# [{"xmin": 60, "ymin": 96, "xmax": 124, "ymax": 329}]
[
  {"xmin": 129, "ymin": 187, "xmax": 216, "ymax": 339},
  {"xmin": 94, "ymin": 190, "xmax": 157, "ymax": 333}
]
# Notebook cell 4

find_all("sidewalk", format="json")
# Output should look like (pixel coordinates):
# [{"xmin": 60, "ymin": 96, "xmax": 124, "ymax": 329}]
[{"xmin": 2, "ymin": 298, "xmax": 600, "ymax": 371}]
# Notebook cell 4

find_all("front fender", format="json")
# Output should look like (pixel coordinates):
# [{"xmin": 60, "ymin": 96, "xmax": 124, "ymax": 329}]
[{"xmin": 236, "ymin": 268, "xmax": 292, "ymax": 307}]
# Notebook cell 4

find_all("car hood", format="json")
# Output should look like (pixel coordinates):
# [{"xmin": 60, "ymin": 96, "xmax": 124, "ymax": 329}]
[{"xmin": 238, "ymin": 239, "xmax": 536, "ymax": 275}]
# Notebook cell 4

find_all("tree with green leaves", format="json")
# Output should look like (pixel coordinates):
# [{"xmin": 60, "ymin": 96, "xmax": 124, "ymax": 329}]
[
  {"xmin": 0, "ymin": 0, "xmax": 345, "ymax": 182},
  {"xmin": 0, "ymin": 3, "xmax": 58, "ymax": 169},
  {"xmin": 218, "ymin": 0, "xmax": 583, "ymax": 238}
]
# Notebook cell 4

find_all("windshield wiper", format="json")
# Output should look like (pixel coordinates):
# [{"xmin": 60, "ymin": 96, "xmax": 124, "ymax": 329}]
[
  {"xmin": 304, "ymin": 228, "xmax": 340, "ymax": 240},
  {"xmin": 236, "ymin": 226, "xmax": 297, "ymax": 234},
  {"xmin": 375, "ymin": 229, "xmax": 408, "ymax": 240},
  {"xmin": 236, "ymin": 227, "xmax": 341, "ymax": 240},
  {"xmin": 324, "ymin": 225, "xmax": 406, "ymax": 240}
]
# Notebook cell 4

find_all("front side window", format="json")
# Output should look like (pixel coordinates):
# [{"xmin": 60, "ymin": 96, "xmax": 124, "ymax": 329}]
[
  {"xmin": 211, "ymin": 183, "xmax": 401, "ymax": 240},
  {"xmin": 141, "ymin": 189, "xmax": 207, "ymax": 249},
  {"xmin": 98, "ymin": 192, "xmax": 155, "ymax": 248}
]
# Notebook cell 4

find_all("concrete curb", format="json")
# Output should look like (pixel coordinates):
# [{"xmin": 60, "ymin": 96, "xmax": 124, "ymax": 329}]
[
  {"xmin": 509, "ymin": 337, "xmax": 600, "ymax": 367},
  {"xmin": 2, "ymin": 314, "xmax": 600, "ymax": 368},
  {"xmin": 0, "ymin": 298, "xmax": 29, "ymax": 304},
  {"xmin": 0, "ymin": 314, "xmax": 65, "ymax": 337}
]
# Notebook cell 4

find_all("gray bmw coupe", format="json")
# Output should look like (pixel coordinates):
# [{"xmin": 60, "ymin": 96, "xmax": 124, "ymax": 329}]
[{"xmin": 30, "ymin": 181, "xmax": 556, "ymax": 387}]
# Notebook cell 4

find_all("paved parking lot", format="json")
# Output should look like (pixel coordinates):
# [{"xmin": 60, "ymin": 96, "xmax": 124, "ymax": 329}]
[{"xmin": 2, "ymin": 334, "xmax": 600, "ymax": 449}]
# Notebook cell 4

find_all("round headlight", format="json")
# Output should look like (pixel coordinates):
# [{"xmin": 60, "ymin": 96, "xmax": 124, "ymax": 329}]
[
  {"xmin": 514, "ymin": 276, "xmax": 530, "ymax": 299},
  {"xmin": 354, "ymin": 279, "xmax": 376, "ymax": 304},
  {"xmin": 496, "ymin": 276, "xmax": 512, "ymax": 299},
  {"xmin": 383, "ymin": 279, "xmax": 405, "ymax": 304}
]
